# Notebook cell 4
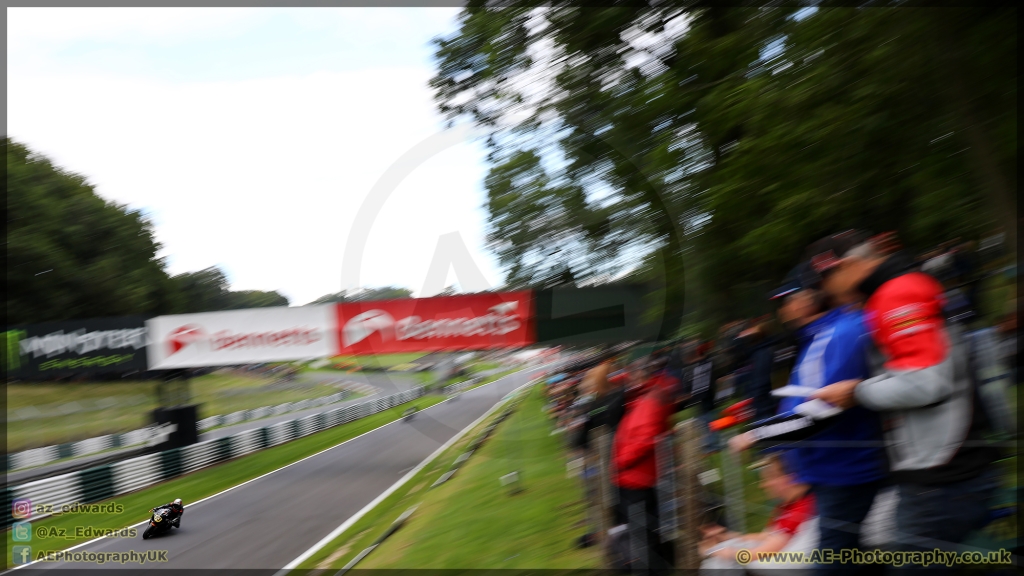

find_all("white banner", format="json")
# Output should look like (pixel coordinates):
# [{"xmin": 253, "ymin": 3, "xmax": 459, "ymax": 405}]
[{"xmin": 147, "ymin": 306, "xmax": 336, "ymax": 369}]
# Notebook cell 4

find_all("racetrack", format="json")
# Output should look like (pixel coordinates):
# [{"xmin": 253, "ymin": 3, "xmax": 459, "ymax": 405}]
[{"xmin": 9, "ymin": 367, "xmax": 541, "ymax": 572}]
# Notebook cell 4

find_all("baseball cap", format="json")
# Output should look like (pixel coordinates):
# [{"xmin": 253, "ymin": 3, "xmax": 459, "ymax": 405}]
[{"xmin": 769, "ymin": 261, "xmax": 819, "ymax": 300}]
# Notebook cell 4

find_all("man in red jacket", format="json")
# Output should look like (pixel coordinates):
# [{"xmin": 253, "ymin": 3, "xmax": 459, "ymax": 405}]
[{"xmin": 612, "ymin": 378, "xmax": 675, "ymax": 573}]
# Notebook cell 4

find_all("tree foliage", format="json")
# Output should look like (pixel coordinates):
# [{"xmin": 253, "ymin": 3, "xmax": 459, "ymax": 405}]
[
  {"xmin": 6, "ymin": 138, "xmax": 181, "ymax": 324},
  {"xmin": 171, "ymin": 267, "xmax": 289, "ymax": 312},
  {"xmin": 308, "ymin": 286, "xmax": 414, "ymax": 305},
  {"xmin": 432, "ymin": 5, "xmax": 1016, "ymax": 332}
]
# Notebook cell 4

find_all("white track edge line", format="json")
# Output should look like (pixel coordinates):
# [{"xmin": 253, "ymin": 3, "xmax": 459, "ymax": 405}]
[
  {"xmin": 3, "ymin": 368, "xmax": 537, "ymax": 574},
  {"xmin": 274, "ymin": 371, "xmax": 542, "ymax": 574}
]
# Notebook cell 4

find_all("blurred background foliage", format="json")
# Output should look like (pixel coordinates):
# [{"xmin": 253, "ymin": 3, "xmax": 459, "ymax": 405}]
[{"xmin": 432, "ymin": 5, "xmax": 1016, "ymax": 336}]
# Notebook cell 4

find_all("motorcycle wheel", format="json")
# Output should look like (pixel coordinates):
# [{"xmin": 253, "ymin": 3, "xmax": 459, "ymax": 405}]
[{"xmin": 142, "ymin": 526, "xmax": 153, "ymax": 539}]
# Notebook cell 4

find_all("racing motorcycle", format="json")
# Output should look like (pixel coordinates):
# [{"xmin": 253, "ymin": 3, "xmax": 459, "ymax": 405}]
[{"xmin": 141, "ymin": 506, "xmax": 176, "ymax": 539}]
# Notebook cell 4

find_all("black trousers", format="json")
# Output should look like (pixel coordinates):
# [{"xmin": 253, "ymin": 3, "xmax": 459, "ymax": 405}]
[{"xmin": 614, "ymin": 486, "xmax": 674, "ymax": 573}]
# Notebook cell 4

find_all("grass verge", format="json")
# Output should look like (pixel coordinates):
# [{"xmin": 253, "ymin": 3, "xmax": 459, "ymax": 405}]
[
  {"xmin": 300, "ymin": 383, "xmax": 602, "ymax": 571},
  {"xmin": 4, "ymin": 393, "xmax": 448, "ymax": 569},
  {"xmin": 326, "ymin": 353, "xmax": 428, "ymax": 371}
]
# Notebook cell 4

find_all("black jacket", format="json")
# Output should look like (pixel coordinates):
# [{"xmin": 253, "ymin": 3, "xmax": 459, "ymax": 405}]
[
  {"xmin": 570, "ymin": 387, "xmax": 627, "ymax": 450},
  {"xmin": 154, "ymin": 503, "xmax": 183, "ymax": 518}
]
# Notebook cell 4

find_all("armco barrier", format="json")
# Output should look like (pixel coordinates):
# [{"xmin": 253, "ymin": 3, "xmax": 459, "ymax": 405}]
[
  {"xmin": 5, "ymin": 388, "xmax": 366, "ymax": 472},
  {"xmin": 441, "ymin": 377, "xmax": 480, "ymax": 396},
  {"xmin": 3, "ymin": 387, "xmax": 424, "ymax": 529}
]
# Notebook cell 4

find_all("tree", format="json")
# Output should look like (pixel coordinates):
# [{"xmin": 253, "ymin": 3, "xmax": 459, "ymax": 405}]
[
  {"xmin": 171, "ymin": 267, "xmax": 289, "ymax": 312},
  {"xmin": 171, "ymin": 267, "xmax": 231, "ymax": 312},
  {"xmin": 224, "ymin": 290, "xmax": 289, "ymax": 310},
  {"xmin": 308, "ymin": 286, "xmax": 414, "ymax": 305},
  {"xmin": 5, "ymin": 138, "xmax": 181, "ymax": 325},
  {"xmin": 432, "ymin": 6, "xmax": 1015, "ymax": 330}
]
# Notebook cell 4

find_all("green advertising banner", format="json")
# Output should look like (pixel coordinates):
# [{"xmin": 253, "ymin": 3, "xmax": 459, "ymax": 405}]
[{"xmin": 4, "ymin": 316, "xmax": 149, "ymax": 378}]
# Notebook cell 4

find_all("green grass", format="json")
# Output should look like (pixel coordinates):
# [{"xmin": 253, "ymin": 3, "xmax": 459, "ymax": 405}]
[
  {"xmin": 5, "ymin": 393, "xmax": 449, "ymax": 569},
  {"xmin": 467, "ymin": 361, "xmax": 502, "ymax": 374},
  {"xmin": 313, "ymin": 384, "xmax": 603, "ymax": 570},
  {"xmin": 6, "ymin": 372, "xmax": 346, "ymax": 451},
  {"xmin": 198, "ymin": 390, "xmax": 367, "ymax": 434},
  {"xmin": 325, "ymin": 353, "xmax": 429, "ymax": 371}
]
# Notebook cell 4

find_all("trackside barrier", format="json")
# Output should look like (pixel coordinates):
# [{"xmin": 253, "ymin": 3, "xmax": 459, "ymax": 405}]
[
  {"xmin": 441, "ymin": 378, "xmax": 480, "ymax": 396},
  {"xmin": 2, "ymin": 387, "xmax": 424, "ymax": 529},
  {"xmin": 5, "ymin": 388, "xmax": 365, "ymax": 472}
]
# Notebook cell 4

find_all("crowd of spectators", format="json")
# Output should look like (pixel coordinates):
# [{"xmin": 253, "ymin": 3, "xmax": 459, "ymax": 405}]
[{"xmin": 540, "ymin": 229, "xmax": 1017, "ymax": 575}]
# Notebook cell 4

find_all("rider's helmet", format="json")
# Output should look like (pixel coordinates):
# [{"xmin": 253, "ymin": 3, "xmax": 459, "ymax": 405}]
[{"xmin": 173, "ymin": 498, "xmax": 182, "ymax": 507}]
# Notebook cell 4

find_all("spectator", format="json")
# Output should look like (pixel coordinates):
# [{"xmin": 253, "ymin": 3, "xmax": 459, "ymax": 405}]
[
  {"xmin": 732, "ymin": 254, "xmax": 888, "ymax": 576},
  {"xmin": 810, "ymin": 231, "xmax": 1002, "ymax": 570},
  {"xmin": 686, "ymin": 342, "xmax": 724, "ymax": 452},
  {"xmin": 570, "ymin": 352, "xmax": 622, "ymax": 451},
  {"xmin": 611, "ymin": 381, "xmax": 676, "ymax": 573},
  {"xmin": 737, "ymin": 318, "xmax": 780, "ymax": 421},
  {"xmin": 699, "ymin": 452, "xmax": 818, "ymax": 575}
]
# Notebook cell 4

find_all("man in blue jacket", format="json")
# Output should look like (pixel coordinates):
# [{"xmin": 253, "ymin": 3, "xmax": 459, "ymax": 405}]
[{"xmin": 730, "ymin": 263, "xmax": 887, "ymax": 576}]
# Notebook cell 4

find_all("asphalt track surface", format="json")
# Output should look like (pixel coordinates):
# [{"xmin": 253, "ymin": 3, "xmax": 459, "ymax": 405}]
[
  {"xmin": 6, "ymin": 372, "xmax": 423, "ymax": 485},
  {"xmin": 12, "ymin": 367, "xmax": 541, "ymax": 573}
]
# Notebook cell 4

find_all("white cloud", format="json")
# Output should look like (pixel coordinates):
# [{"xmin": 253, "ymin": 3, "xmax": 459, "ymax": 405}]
[{"xmin": 7, "ymin": 8, "xmax": 502, "ymax": 307}]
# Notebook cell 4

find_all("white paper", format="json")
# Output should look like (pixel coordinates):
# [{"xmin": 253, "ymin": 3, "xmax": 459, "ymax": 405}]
[
  {"xmin": 793, "ymin": 399, "xmax": 843, "ymax": 420},
  {"xmin": 771, "ymin": 385, "xmax": 820, "ymax": 398}
]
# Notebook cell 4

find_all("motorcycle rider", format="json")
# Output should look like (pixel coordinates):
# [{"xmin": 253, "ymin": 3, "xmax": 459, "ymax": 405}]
[{"xmin": 151, "ymin": 498, "xmax": 184, "ymax": 527}]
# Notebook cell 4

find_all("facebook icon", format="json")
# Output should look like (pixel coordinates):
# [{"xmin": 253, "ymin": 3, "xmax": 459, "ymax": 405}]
[{"xmin": 13, "ymin": 545, "xmax": 33, "ymax": 565}]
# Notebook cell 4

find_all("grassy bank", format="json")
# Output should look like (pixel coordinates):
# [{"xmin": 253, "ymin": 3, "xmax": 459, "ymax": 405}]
[
  {"xmin": 5, "ymin": 393, "xmax": 448, "ymax": 569},
  {"xmin": 301, "ymin": 383, "xmax": 601, "ymax": 571},
  {"xmin": 325, "ymin": 353, "xmax": 428, "ymax": 371}
]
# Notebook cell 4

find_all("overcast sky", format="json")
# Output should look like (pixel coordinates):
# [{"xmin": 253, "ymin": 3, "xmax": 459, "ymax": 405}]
[{"xmin": 7, "ymin": 8, "xmax": 504, "ymax": 305}]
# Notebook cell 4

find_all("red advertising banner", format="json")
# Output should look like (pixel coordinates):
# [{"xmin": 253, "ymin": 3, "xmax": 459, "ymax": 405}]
[{"xmin": 333, "ymin": 292, "xmax": 535, "ymax": 355}]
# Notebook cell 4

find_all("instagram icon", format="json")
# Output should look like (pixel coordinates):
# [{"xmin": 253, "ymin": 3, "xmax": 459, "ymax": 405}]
[{"xmin": 12, "ymin": 499, "xmax": 32, "ymax": 519}]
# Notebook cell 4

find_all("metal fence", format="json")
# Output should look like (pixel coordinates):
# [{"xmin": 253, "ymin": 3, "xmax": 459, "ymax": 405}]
[{"xmin": 569, "ymin": 418, "xmax": 747, "ymax": 570}]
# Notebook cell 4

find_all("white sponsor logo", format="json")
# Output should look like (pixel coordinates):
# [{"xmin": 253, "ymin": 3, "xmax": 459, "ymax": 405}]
[
  {"xmin": 343, "ymin": 310, "xmax": 397, "ymax": 347},
  {"xmin": 340, "ymin": 301, "xmax": 522, "ymax": 348},
  {"xmin": 167, "ymin": 324, "xmax": 322, "ymax": 355}
]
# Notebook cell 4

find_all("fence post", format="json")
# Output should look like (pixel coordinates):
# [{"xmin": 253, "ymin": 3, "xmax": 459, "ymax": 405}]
[
  {"xmin": 673, "ymin": 419, "xmax": 702, "ymax": 570},
  {"xmin": 584, "ymin": 425, "xmax": 610, "ymax": 546},
  {"xmin": 721, "ymin": 428, "xmax": 746, "ymax": 534},
  {"xmin": 595, "ymin": 425, "xmax": 614, "ymax": 538},
  {"xmin": 655, "ymin": 431, "xmax": 678, "ymax": 548}
]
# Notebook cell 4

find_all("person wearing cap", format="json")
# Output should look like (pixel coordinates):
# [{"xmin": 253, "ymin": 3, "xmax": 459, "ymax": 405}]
[
  {"xmin": 809, "ymin": 231, "xmax": 1001, "ymax": 567},
  {"xmin": 730, "ymin": 257, "xmax": 887, "ymax": 576}
]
